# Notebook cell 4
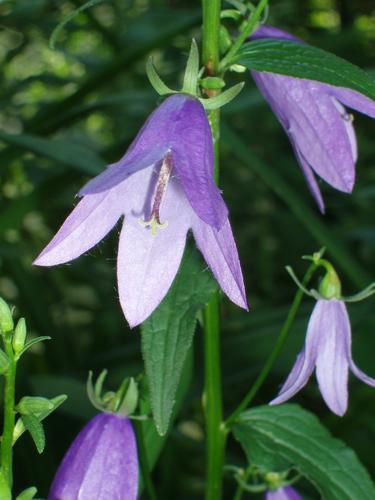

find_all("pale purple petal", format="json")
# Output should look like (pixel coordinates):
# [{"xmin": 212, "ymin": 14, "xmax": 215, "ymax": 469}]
[
  {"xmin": 191, "ymin": 216, "xmax": 247, "ymax": 310},
  {"xmin": 293, "ymin": 147, "xmax": 325, "ymax": 213},
  {"xmin": 314, "ymin": 299, "xmax": 350, "ymax": 416},
  {"xmin": 33, "ymin": 191, "xmax": 122, "ymax": 266},
  {"xmin": 350, "ymin": 361, "xmax": 375, "ymax": 388},
  {"xmin": 170, "ymin": 96, "xmax": 228, "ymax": 229},
  {"xmin": 117, "ymin": 180, "xmax": 191, "ymax": 327},
  {"xmin": 328, "ymin": 86, "xmax": 375, "ymax": 119},
  {"xmin": 270, "ymin": 301, "xmax": 324, "ymax": 406},
  {"xmin": 265, "ymin": 486, "xmax": 302, "ymax": 500},
  {"xmin": 49, "ymin": 413, "xmax": 138, "ymax": 500},
  {"xmin": 331, "ymin": 98, "xmax": 358, "ymax": 162},
  {"xmin": 34, "ymin": 168, "xmax": 152, "ymax": 267},
  {"xmin": 251, "ymin": 25, "xmax": 300, "ymax": 42}
]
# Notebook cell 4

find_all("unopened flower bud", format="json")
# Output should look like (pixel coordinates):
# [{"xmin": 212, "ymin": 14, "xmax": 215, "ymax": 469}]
[
  {"xmin": 0, "ymin": 350, "xmax": 10, "ymax": 375},
  {"xmin": 0, "ymin": 297, "xmax": 13, "ymax": 334},
  {"xmin": 13, "ymin": 318, "xmax": 27, "ymax": 355},
  {"xmin": 200, "ymin": 77, "xmax": 226, "ymax": 90},
  {"xmin": 49, "ymin": 413, "xmax": 138, "ymax": 500},
  {"xmin": 319, "ymin": 265, "xmax": 341, "ymax": 299},
  {"xmin": 17, "ymin": 396, "xmax": 54, "ymax": 416}
]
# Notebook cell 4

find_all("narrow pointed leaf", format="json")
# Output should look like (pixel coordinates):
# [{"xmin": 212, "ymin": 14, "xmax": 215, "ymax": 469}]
[
  {"xmin": 202, "ymin": 82, "xmax": 244, "ymax": 110},
  {"xmin": 15, "ymin": 487, "xmax": 37, "ymax": 500},
  {"xmin": 141, "ymin": 244, "xmax": 217, "ymax": 435},
  {"xmin": 233, "ymin": 404, "xmax": 375, "ymax": 500},
  {"xmin": 146, "ymin": 58, "xmax": 175, "ymax": 96},
  {"xmin": 182, "ymin": 39, "xmax": 200, "ymax": 94},
  {"xmin": 237, "ymin": 39, "xmax": 375, "ymax": 101},
  {"xmin": 21, "ymin": 415, "xmax": 46, "ymax": 454},
  {"xmin": 15, "ymin": 336, "xmax": 51, "ymax": 360}
]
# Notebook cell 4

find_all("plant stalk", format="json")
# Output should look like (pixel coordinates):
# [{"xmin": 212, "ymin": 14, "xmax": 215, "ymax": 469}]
[
  {"xmin": 1, "ymin": 334, "xmax": 16, "ymax": 489},
  {"xmin": 202, "ymin": 1, "xmax": 226, "ymax": 499}
]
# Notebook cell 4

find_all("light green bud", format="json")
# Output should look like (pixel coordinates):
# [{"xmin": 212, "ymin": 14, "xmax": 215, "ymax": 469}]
[
  {"xmin": 118, "ymin": 378, "xmax": 139, "ymax": 417},
  {"xmin": 200, "ymin": 77, "xmax": 226, "ymax": 90},
  {"xmin": 319, "ymin": 264, "xmax": 342, "ymax": 300},
  {"xmin": 15, "ymin": 486, "xmax": 37, "ymax": 500},
  {"xmin": 0, "ymin": 297, "xmax": 13, "ymax": 334},
  {"xmin": 13, "ymin": 318, "xmax": 27, "ymax": 354},
  {"xmin": 16, "ymin": 396, "xmax": 54, "ymax": 416}
]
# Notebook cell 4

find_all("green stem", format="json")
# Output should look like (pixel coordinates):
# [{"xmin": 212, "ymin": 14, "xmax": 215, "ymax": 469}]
[
  {"xmin": 219, "ymin": 0, "xmax": 269, "ymax": 71},
  {"xmin": 134, "ymin": 421, "xmax": 158, "ymax": 500},
  {"xmin": 203, "ymin": 292, "xmax": 225, "ymax": 500},
  {"xmin": 225, "ymin": 259, "xmax": 318, "ymax": 427},
  {"xmin": 1, "ymin": 334, "xmax": 16, "ymax": 489},
  {"xmin": 202, "ymin": 2, "xmax": 226, "ymax": 498}
]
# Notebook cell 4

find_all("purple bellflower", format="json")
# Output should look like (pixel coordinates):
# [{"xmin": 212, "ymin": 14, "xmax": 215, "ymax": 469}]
[
  {"xmin": 249, "ymin": 25, "xmax": 375, "ymax": 212},
  {"xmin": 48, "ymin": 412, "xmax": 138, "ymax": 500},
  {"xmin": 34, "ymin": 94, "xmax": 247, "ymax": 327},
  {"xmin": 265, "ymin": 486, "xmax": 302, "ymax": 500},
  {"xmin": 270, "ymin": 297, "xmax": 375, "ymax": 416}
]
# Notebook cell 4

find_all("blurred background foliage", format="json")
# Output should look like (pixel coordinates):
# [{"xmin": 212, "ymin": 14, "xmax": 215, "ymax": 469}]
[{"xmin": 0, "ymin": 0, "xmax": 374, "ymax": 497}]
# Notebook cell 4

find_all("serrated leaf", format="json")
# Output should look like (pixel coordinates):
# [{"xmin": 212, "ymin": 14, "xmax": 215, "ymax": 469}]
[
  {"xmin": 233, "ymin": 404, "xmax": 375, "ymax": 500},
  {"xmin": 0, "ymin": 131, "xmax": 104, "ymax": 175},
  {"xmin": 141, "ymin": 244, "xmax": 217, "ymax": 435},
  {"xmin": 21, "ymin": 415, "xmax": 45, "ymax": 454},
  {"xmin": 237, "ymin": 39, "xmax": 375, "ymax": 101}
]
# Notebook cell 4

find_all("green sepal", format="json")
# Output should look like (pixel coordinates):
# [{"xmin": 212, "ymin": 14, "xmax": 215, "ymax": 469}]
[
  {"xmin": 200, "ymin": 82, "xmax": 244, "ymax": 110},
  {"xmin": 13, "ymin": 318, "xmax": 27, "ymax": 355},
  {"xmin": 146, "ymin": 58, "xmax": 176, "ymax": 96},
  {"xmin": 15, "ymin": 336, "xmax": 51, "ymax": 361},
  {"xmin": 182, "ymin": 39, "xmax": 200, "ymax": 95},
  {"xmin": 0, "ymin": 349, "xmax": 9, "ymax": 375},
  {"xmin": 117, "ymin": 378, "xmax": 139, "ymax": 417},
  {"xmin": 341, "ymin": 283, "xmax": 375, "ymax": 303},
  {"xmin": 15, "ymin": 486, "xmax": 37, "ymax": 500},
  {"xmin": 0, "ymin": 297, "xmax": 13, "ymax": 334},
  {"xmin": 21, "ymin": 415, "xmax": 45, "ymax": 454},
  {"xmin": 13, "ymin": 394, "xmax": 67, "ymax": 445},
  {"xmin": 16, "ymin": 396, "xmax": 54, "ymax": 416}
]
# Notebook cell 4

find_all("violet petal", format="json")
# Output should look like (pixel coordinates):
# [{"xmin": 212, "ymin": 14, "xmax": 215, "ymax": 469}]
[{"xmin": 265, "ymin": 486, "xmax": 302, "ymax": 500}]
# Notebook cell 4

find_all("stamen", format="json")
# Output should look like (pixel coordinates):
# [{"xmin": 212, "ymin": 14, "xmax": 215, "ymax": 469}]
[{"xmin": 139, "ymin": 152, "xmax": 173, "ymax": 236}]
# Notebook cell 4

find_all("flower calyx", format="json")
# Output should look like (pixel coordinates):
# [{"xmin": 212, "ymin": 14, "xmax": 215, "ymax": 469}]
[
  {"xmin": 226, "ymin": 464, "xmax": 300, "ymax": 494},
  {"xmin": 87, "ymin": 370, "xmax": 146, "ymax": 419},
  {"xmin": 287, "ymin": 249, "xmax": 375, "ymax": 303},
  {"xmin": 146, "ymin": 39, "xmax": 244, "ymax": 110}
]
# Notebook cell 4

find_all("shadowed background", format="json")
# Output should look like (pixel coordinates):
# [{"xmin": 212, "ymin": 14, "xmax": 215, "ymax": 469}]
[{"xmin": 0, "ymin": 0, "xmax": 374, "ymax": 497}]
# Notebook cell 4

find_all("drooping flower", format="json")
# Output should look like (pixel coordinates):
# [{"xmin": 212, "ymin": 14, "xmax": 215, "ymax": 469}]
[
  {"xmin": 249, "ymin": 25, "xmax": 375, "ymax": 212},
  {"xmin": 270, "ymin": 298, "xmax": 375, "ymax": 416},
  {"xmin": 34, "ymin": 94, "xmax": 247, "ymax": 326},
  {"xmin": 48, "ymin": 412, "xmax": 138, "ymax": 500},
  {"xmin": 265, "ymin": 485, "xmax": 302, "ymax": 500}
]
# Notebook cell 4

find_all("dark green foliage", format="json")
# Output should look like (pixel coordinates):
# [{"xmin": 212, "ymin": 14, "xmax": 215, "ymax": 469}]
[{"xmin": 0, "ymin": 0, "xmax": 374, "ymax": 498}]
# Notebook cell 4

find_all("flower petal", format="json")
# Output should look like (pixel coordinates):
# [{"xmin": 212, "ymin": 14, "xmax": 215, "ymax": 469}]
[
  {"xmin": 170, "ymin": 96, "xmax": 228, "ymax": 229},
  {"xmin": 266, "ymin": 486, "xmax": 302, "ymax": 500},
  {"xmin": 34, "ymin": 168, "xmax": 153, "ymax": 267},
  {"xmin": 327, "ymin": 86, "xmax": 375, "ymax": 119},
  {"xmin": 350, "ymin": 361, "xmax": 375, "ymax": 388},
  {"xmin": 117, "ymin": 180, "xmax": 191, "ymax": 327},
  {"xmin": 270, "ymin": 301, "xmax": 325, "ymax": 406},
  {"xmin": 314, "ymin": 299, "xmax": 350, "ymax": 416},
  {"xmin": 293, "ymin": 147, "xmax": 325, "ymax": 213},
  {"xmin": 49, "ymin": 414, "xmax": 138, "ymax": 500},
  {"xmin": 34, "ymin": 191, "xmax": 122, "ymax": 266},
  {"xmin": 191, "ymin": 216, "xmax": 248, "ymax": 310}
]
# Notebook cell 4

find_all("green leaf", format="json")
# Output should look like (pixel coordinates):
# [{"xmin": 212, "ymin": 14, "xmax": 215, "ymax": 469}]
[
  {"xmin": 13, "ymin": 394, "xmax": 67, "ymax": 445},
  {"xmin": 237, "ymin": 39, "xmax": 375, "ymax": 101},
  {"xmin": 141, "ymin": 244, "xmax": 217, "ymax": 435},
  {"xmin": 21, "ymin": 415, "xmax": 45, "ymax": 454},
  {"xmin": 0, "ymin": 131, "xmax": 104, "ymax": 175},
  {"xmin": 15, "ymin": 336, "xmax": 51, "ymax": 360},
  {"xmin": 233, "ymin": 404, "xmax": 375, "ymax": 500}
]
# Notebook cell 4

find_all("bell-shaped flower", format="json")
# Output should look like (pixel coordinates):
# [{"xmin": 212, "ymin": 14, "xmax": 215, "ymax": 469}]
[
  {"xmin": 265, "ymin": 486, "xmax": 302, "ymax": 500},
  {"xmin": 34, "ymin": 93, "xmax": 247, "ymax": 326},
  {"xmin": 48, "ymin": 412, "xmax": 138, "ymax": 500},
  {"xmin": 270, "ymin": 298, "xmax": 375, "ymax": 416},
  {"xmin": 249, "ymin": 25, "xmax": 375, "ymax": 212}
]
